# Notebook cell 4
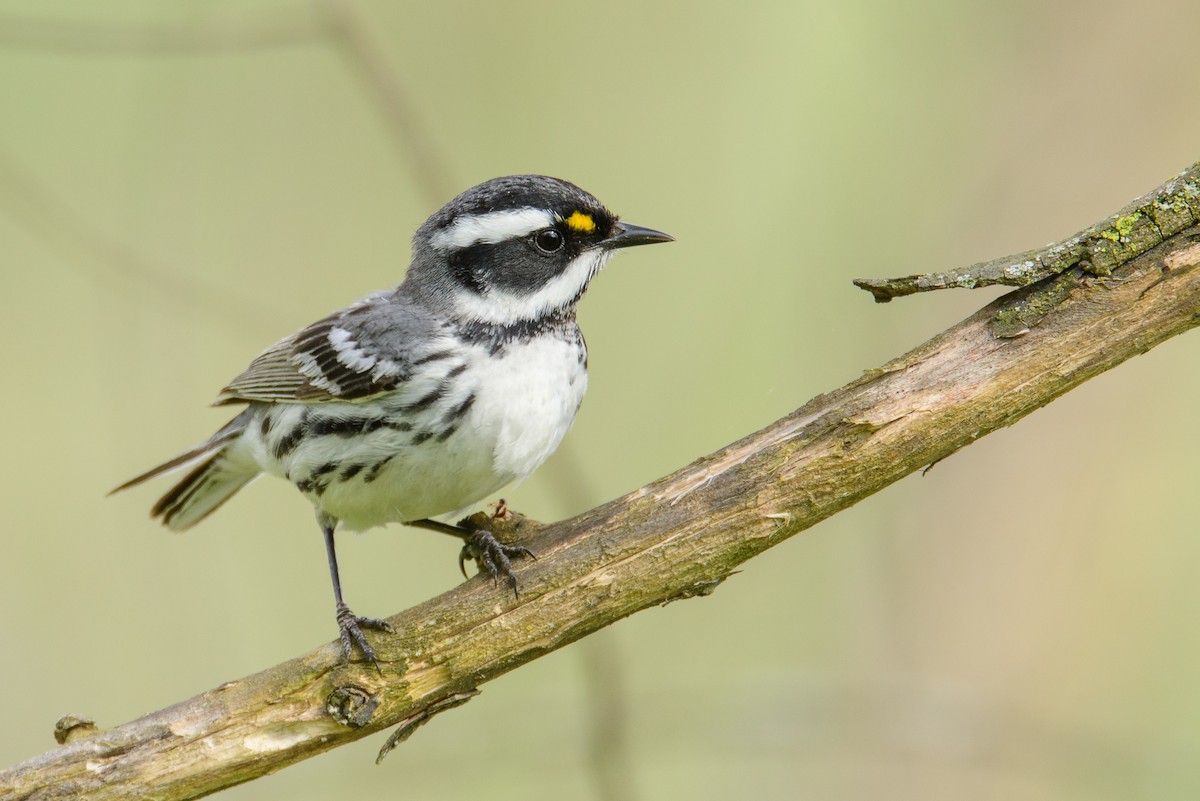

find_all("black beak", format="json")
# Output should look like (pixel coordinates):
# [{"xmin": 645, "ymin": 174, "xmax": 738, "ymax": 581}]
[{"xmin": 604, "ymin": 221, "xmax": 674, "ymax": 249}]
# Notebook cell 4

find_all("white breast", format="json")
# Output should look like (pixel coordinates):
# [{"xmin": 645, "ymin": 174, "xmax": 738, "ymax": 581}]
[
  {"xmin": 464, "ymin": 334, "xmax": 588, "ymax": 484},
  {"xmin": 246, "ymin": 331, "xmax": 588, "ymax": 531}
]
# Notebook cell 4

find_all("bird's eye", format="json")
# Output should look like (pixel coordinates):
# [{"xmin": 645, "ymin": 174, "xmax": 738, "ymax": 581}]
[{"xmin": 533, "ymin": 228, "xmax": 564, "ymax": 254}]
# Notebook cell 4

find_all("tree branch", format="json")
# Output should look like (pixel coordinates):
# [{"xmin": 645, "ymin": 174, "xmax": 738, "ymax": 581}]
[
  {"xmin": 3, "ymin": 164, "xmax": 1198, "ymax": 800},
  {"xmin": 853, "ymin": 161, "xmax": 1200, "ymax": 302}
]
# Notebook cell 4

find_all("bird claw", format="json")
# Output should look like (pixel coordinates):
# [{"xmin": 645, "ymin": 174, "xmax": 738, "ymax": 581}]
[
  {"xmin": 459, "ymin": 528, "xmax": 536, "ymax": 597},
  {"xmin": 335, "ymin": 602, "xmax": 394, "ymax": 672}
]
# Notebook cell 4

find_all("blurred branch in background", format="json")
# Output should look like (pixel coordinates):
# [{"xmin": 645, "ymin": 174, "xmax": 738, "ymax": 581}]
[
  {"xmin": 2, "ymin": 163, "xmax": 1197, "ymax": 800},
  {"xmin": 0, "ymin": 148, "xmax": 270, "ymax": 337},
  {"xmin": 0, "ymin": 1, "xmax": 451, "ymax": 201},
  {"xmin": 317, "ymin": 0, "xmax": 454, "ymax": 204}
]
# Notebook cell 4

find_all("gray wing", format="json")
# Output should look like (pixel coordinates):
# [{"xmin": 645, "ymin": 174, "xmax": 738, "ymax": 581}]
[{"xmin": 214, "ymin": 291, "xmax": 441, "ymax": 405}]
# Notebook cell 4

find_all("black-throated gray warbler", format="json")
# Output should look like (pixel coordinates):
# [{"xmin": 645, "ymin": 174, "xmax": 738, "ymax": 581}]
[{"xmin": 113, "ymin": 175, "xmax": 672, "ymax": 667}]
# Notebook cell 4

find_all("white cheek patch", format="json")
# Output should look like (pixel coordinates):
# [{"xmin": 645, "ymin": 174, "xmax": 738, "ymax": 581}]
[
  {"xmin": 452, "ymin": 249, "xmax": 611, "ymax": 323},
  {"xmin": 431, "ymin": 208, "xmax": 555, "ymax": 251}
]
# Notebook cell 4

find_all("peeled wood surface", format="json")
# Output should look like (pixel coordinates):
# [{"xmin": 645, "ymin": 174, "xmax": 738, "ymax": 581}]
[{"xmin": 2, "ymin": 178, "xmax": 1199, "ymax": 800}]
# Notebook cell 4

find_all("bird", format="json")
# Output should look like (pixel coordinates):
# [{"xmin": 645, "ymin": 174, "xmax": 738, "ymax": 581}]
[{"xmin": 112, "ymin": 175, "xmax": 673, "ymax": 668}]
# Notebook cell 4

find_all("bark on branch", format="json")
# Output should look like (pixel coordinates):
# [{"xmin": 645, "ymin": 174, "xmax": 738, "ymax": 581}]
[{"xmin": 3, "ymin": 163, "xmax": 1199, "ymax": 801}]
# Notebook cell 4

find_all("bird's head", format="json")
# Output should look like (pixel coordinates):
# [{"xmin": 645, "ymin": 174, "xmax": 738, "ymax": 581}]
[{"xmin": 406, "ymin": 175, "xmax": 672, "ymax": 324}]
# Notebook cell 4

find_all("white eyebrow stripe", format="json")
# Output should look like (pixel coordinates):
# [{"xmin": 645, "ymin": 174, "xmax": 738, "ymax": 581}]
[{"xmin": 431, "ymin": 208, "xmax": 555, "ymax": 250}]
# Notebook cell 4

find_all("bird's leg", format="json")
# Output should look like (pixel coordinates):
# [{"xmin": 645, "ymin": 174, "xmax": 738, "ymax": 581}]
[
  {"xmin": 406, "ymin": 516, "xmax": 535, "ymax": 597},
  {"xmin": 320, "ymin": 514, "xmax": 393, "ymax": 670}
]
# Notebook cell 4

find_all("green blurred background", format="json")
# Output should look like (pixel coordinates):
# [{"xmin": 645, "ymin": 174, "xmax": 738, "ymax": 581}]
[{"xmin": 2, "ymin": 1, "xmax": 1199, "ymax": 799}]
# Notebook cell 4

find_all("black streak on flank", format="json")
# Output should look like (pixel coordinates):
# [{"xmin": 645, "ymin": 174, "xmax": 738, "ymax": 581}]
[
  {"xmin": 295, "ymin": 477, "xmax": 328, "ymax": 497},
  {"xmin": 364, "ymin": 457, "xmax": 393, "ymax": 483},
  {"xmin": 273, "ymin": 415, "xmax": 309, "ymax": 461},
  {"xmin": 308, "ymin": 416, "xmax": 414, "ymax": 438},
  {"xmin": 576, "ymin": 329, "xmax": 588, "ymax": 369},
  {"xmin": 340, "ymin": 463, "xmax": 365, "ymax": 481},
  {"xmin": 310, "ymin": 416, "xmax": 376, "ymax": 438},
  {"xmin": 260, "ymin": 414, "xmax": 273, "ymax": 438},
  {"xmin": 411, "ymin": 431, "xmax": 433, "ymax": 446},
  {"xmin": 412, "ymin": 350, "xmax": 453, "ymax": 365},
  {"xmin": 297, "ymin": 466, "xmax": 334, "ymax": 497},
  {"xmin": 312, "ymin": 462, "xmax": 338, "ymax": 479},
  {"xmin": 403, "ymin": 384, "xmax": 446, "ymax": 413},
  {"xmin": 443, "ymin": 393, "xmax": 476, "ymax": 424}
]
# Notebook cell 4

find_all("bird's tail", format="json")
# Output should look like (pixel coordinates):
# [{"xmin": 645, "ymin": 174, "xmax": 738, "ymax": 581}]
[{"xmin": 111, "ymin": 412, "xmax": 260, "ymax": 531}]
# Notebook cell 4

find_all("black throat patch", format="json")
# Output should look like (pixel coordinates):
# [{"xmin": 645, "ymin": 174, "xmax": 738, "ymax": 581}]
[{"xmin": 453, "ymin": 309, "xmax": 582, "ymax": 356}]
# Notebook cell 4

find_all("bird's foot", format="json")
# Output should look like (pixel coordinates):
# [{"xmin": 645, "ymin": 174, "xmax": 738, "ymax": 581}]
[
  {"xmin": 335, "ymin": 602, "xmax": 394, "ymax": 671},
  {"xmin": 458, "ymin": 528, "xmax": 536, "ymax": 597}
]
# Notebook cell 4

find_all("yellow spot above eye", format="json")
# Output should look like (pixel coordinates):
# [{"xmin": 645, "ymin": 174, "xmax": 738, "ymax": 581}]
[{"xmin": 565, "ymin": 211, "xmax": 597, "ymax": 233}]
